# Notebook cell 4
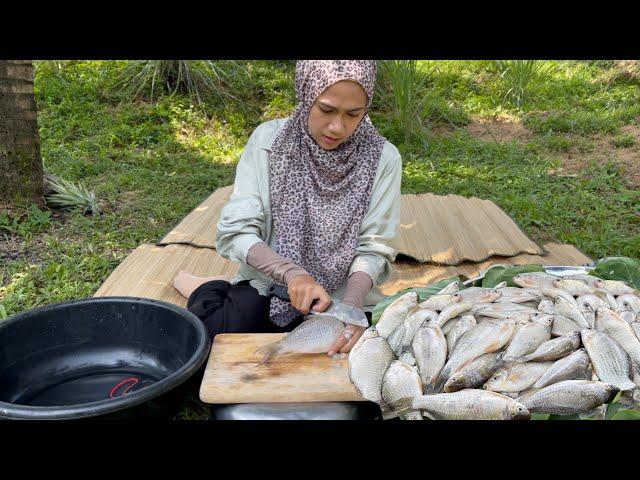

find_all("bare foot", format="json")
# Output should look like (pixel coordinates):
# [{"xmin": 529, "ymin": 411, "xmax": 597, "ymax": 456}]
[{"xmin": 172, "ymin": 270, "xmax": 230, "ymax": 298}]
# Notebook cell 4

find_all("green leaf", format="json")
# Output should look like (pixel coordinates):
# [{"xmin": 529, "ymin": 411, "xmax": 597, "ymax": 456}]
[
  {"xmin": 481, "ymin": 264, "xmax": 546, "ymax": 288},
  {"xmin": 530, "ymin": 413, "xmax": 550, "ymax": 420},
  {"xmin": 371, "ymin": 276, "xmax": 462, "ymax": 325},
  {"xmin": 611, "ymin": 408, "xmax": 640, "ymax": 420},
  {"xmin": 0, "ymin": 304, "xmax": 7, "ymax": 320},
  {"xmin": 591, "ymin": 256, "xmax": 640, "ymax": 290}
]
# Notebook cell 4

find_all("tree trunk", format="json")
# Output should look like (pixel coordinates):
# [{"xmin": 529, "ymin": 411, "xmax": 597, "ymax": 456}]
[{"xmin": 0, "ymin": 60, "xmax": 44, "ymax": 215}]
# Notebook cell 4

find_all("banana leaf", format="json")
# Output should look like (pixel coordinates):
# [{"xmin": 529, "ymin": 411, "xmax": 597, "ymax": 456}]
[{"xmin": 590, "ymin": 256, "xmax": 640, "ymax": 290}]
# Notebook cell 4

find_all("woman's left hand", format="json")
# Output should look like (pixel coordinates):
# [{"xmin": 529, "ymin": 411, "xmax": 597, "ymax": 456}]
[{"xmin": 328, "ymin": 325, "xmax": 366, "ymax": 356}]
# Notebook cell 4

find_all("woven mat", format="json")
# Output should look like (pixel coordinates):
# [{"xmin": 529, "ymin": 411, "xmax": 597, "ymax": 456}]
[
  {"xmin": 94, "ymin": 242, "xmax": 591, "ymax": 307},
  {"xmin": 158, "ymin": 187, "xmax": 544, "ymax": 265}
]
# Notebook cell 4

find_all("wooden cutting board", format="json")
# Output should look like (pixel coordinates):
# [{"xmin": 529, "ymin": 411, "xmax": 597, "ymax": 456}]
[{"xmin": 199, "ymin": 333, "xmax": 364, "ymax": 403}]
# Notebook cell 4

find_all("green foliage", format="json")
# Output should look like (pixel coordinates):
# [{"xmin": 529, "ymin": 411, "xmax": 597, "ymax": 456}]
[
  {"xmin": 591, "ymin": 256, "xmax": 640, "ymax": 289},
  {"xmin": 0, "ymin": 205, "xmax": 52, "ymax": 240},
  {"xmin": 611, "ymin": 133, "xmax": 636, "ymax": 148},
  {"xmin": 377, "ymin": 60, "xmax": 428, "ymax": 143},
  {"xmin": 114, "ymin": 60, "xmax": 248, "ymax": 106},
  {"xmin": 494, "ymin": 60, "xmax": 550, "ymax": 108},
  {"xmin": 45, "ymin": 176, "xmax": 102, "ymax": 215}
]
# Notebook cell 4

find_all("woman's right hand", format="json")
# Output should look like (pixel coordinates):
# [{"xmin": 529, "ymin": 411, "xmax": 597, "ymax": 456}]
[{"xmin": 287, "ymin": 275, "xmax": 332, "ymax": 315}]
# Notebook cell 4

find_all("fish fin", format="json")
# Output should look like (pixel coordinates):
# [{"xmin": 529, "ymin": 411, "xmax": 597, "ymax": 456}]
[
  {"xmin": 254, "ymin": 342, "xmax": 281, "ymax": 364},
  {"xmin": 381, "ymin": 397, "xmax": 414, "ymax": 420}
]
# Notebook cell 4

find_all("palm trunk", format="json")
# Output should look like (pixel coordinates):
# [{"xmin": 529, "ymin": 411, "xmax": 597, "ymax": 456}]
[{"xmin": 0, "ymin": 60, "xmax": 44, "ymax": 215}]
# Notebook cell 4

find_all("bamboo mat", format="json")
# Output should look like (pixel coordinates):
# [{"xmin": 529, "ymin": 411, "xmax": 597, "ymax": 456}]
[
  {"xmin": 157, "ymin": 185, "xmax": 234, "ymax": 248},
  {"xmin": 93, "ymin": 242, "xmax": 591, "ymax": 307},
  {"xmin": 158, "ymin": 187, "xmax": 544, "ymax": 266}
]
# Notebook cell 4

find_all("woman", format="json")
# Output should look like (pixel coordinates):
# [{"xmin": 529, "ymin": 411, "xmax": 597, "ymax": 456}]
[{"xmin": 173, "ymin": 60, "xmax": 402, "ymax": 355}]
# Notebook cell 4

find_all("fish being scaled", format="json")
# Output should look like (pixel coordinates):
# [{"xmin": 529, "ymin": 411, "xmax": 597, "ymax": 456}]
[
  {"xmin": 349, "ymin": 328, "xmax": 395, "ymax": 403},
  {"xmin": 516, "ymin": 380, "xmax": 619, "ymax": 415},
  {"xmin": 255, "ymin": 315, "xmax": 345, "ymax": 363},
  {"xmin": 376, "ymin": 292, "xmax": 419, "ymax": 339}
]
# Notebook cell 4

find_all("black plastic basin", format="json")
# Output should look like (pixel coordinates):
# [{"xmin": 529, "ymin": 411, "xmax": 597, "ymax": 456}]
[{"xmin": 0, "ymin": 297, "xmax": 210, "ymax": 420}]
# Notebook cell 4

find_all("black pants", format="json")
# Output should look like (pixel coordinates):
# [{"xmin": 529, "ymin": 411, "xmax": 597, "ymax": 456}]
[{"xmin": 186, "ymin": 280, "xmax": 305, "ymax": 338}]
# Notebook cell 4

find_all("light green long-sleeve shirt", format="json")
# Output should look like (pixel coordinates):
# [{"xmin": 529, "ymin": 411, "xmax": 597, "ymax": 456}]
[{"xmin": 215, "ymin": 118, "xmax": 402, "ymax": 310}]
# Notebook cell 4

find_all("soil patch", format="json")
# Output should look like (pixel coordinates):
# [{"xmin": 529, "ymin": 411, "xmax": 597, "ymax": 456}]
[{"xmin": 464, "ymin": 116, "xmax": 534, "ymax": 143}]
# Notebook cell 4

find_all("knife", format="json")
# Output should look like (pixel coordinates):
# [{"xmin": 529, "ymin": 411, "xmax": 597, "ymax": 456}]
[{"xmin": 266, "ymin": 283, "xmax": 369, "ymax": 328}]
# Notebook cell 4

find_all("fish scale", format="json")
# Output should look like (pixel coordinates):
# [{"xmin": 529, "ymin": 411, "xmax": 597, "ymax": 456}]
[
  {"xmin": 581, "ymin": 329, "xmax": 636, "ymax": 391},
  {"xmin": 409, "ymin": 390, "xmax": 530, "ymax": 420},
  {"xmin": 349, "ymin": 329, "xmax": 395, "ymax": 403},
  {"xmin": 517, "ymin": 380, "xmax": 619, "ymax": 414},
  {"xmin": 381, "ymin": 361, "xmax": 424, "ymax": 420}
]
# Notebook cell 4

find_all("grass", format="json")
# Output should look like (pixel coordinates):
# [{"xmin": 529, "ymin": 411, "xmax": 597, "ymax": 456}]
[{"xmin": 1, "ymin": 59, "xmax": 639, "ymax": 419}]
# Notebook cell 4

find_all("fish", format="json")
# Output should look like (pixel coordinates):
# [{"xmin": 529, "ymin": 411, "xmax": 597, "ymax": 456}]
[
  {"xmin": 617, "ymin": 294, "xmax": 640, "ymax": 314},
  {"xmin": 443, "ymin": 353, "xmax": 504, "ymax": 393},
  {"xmin": 437, "ymin": 281, "xmax": 461, "ymax": 295},
  {"xmin": 600, "ymin": 280, "xmax": 637, "ymax": 296},
  {"xmin": 581, "ymin": 328, "xmax": 636, "ymax": 391},
  {"xmin": 512, "ymin": 272, "xmax": 559, "ymax": 289},
  {"xmin": 551, "ymin": 314, "xmax": 581, "ymax": 337},
  {"xmin": 484, "ymin": 361, "xmax": 554, "ymax": 392},
  {"xmin": 621, "ymin": 310, "xmax": 636, "ymax": 324},
  {"xmin": 555, "ymin": 296, "xmax": 590, "ymax": 329},
  {"xmin": 517, "ymin": 331, "xmax": 581, "ymax": 362},
  {"xmin": 576, "ymin": 293, "xmax": 607, "ymax": 313},
  {"xmin": 394, "ymin": 390, "xmax": 530, "ymax": 420},
  {"xmin": 457, "ymin": 287, "xmax": 502, "ymax": 304},
  {"xmin": 517, "ymin": 380, "xmax": 619, "ymax": 415},
  {"xmin": 564, "ymin": 274, "xmax": 605, "ymax": 288},
  {"xmin": 348, "ymin": 328, "xmax": 395, "ymax": 403},
  {"xmin": 436, "ymin": 302, "xmax": 474, "ymax": 328},
  {"xmin": 541, "ymin": 287, "xmax": 578, "ymax": 307},
  {"xmin": 553, "ymin": 279, "xmax": 596, "ymax": 296},
  {"xmin": 594, "ymin": 307, "xmax": 640, "ymax": 369},
  {"xmin": 381, "ymin": 361, "xmax": 424, "ymax": 420},
  {"xmin": 395, "ymin": 308, "xmax": 438, "ymax": 361},
  {"xmin": 502, "ymin": 313, "xmax": 553, "ymax": 359},
  {"xmin": 631, "ymin": 321, "xmax": 640, "ymax": 342},
  {"xmin": 255, "ymin": 315, "xmax": 345, "ymax": 363},
  {"xmin": 434, "ymin": 319, "xmax": 516, "ymax": 392},
  {"xmin": 418, "ymin": 294, "xmax": 461, "ymax": 312},
  {"xmin": 375, "ymin": 292, "xmax": 419, "ymax": 339},
  {"xmin": 412, "ymin": 323, "xmax": 448, "ymax": 393},
  {"xmin": 537, "ymin": 299, "xmax": 555, "ymax": 314},
  {"xmin": 494, "ymin": 286, "xmax": 542, "ymax": 304},
  {"xmin": 532, "ymin": 348, "xmax": 591, "ymax": 389},
  {"xmin": 446, "ymin": 314, "xmax": 476, "ymax": 353}
]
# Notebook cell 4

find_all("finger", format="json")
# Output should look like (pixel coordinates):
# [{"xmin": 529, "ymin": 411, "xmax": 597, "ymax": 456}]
[
  {"xmin": 312, "ymin": 291, "xmax": 332, "ymax": 313},
  {"xmin": 328, "ymin": 336, "xmax": 348, "ymax": 356},
  {"xmin": 300, "ymin": 288, "xmax": 316, "ymax": 315},
  {"xmin": 288, "ymin": 286, "xmax": 300, "ymax": 311},
  {"xmin": 339, "ymin": 329, "xmax": 362, "ymax": 353}
]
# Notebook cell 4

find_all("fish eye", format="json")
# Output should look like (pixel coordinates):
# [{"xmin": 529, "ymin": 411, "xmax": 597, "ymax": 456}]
[{"xmin": 517, "ymin": 406, "xmax": 525, "ymax": 412}]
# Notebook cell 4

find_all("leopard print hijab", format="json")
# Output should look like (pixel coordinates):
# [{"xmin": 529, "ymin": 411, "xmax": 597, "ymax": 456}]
[{"xmin": 268, "ymin": 60, "xmax": 387, "ymax": 326}]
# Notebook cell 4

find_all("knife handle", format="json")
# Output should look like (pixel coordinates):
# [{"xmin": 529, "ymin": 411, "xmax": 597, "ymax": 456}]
[{"xmin": 266, "ymin": 283, "xmax": 290, "ymax": 302}]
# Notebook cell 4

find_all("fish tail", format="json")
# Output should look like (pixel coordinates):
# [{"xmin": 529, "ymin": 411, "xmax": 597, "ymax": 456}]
[
  {"xmin": 380, "ymin": 397, "xmax": 415, "ymax": 420},
  {"xmin": 254, "ymin": 342, "xmax": 281, "ymax": 364}
]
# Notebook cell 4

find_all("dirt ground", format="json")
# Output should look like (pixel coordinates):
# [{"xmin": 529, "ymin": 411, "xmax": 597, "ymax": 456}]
[{"xmin": 460, "ymin": 117, "xmax": 640, "ymax": 187}]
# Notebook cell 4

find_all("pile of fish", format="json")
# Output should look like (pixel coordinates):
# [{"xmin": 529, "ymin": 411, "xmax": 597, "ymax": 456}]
[{"xmin": 347, "ymin": 272, "xmax": 640, "ymax": 420}]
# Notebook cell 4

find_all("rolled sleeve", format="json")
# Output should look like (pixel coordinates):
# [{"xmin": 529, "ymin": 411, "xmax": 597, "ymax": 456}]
[
  {"xmin": 348, "ymin": 143, "xmax": 402, "ymax": 285},
  {"xmin": 215, "ymin": 129, "xmax": 267, "ymax": 264}
]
